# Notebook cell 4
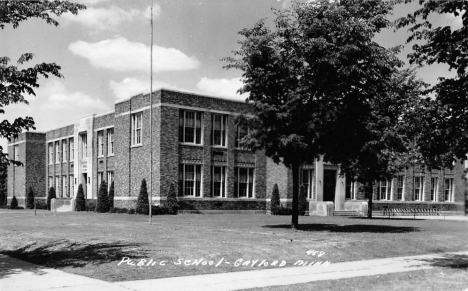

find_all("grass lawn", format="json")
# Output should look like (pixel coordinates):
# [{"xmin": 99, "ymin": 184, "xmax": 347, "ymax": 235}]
[{"xmin": 0, "ymin": 209, "xmax": 467, "ymax": 284}]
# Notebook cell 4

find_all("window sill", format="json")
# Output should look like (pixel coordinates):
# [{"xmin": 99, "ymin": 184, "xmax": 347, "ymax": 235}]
[
  {"xmin": 212, "ymin": 145, "xmax": 227, "ymax": 149},
  {"xmin": 179, "ymin": 143, "xmax": 203, "ymax": 147},
  {"xmin": 98, "ymin": 155, "xmax": 105, "ymax": 158},
  {"xmin": 130, "ymin": 144, "xmax": 143, "ymax": 148},
  {"xmin": 62, "ymin": 161, "xmax": 67, "ymax": 164},
  {"xmin": 107, "ymin": 154, "xmax": 115, "ymax": 157}
]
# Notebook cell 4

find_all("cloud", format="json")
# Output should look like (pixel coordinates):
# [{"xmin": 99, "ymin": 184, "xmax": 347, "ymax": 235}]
[
  {"xmin": 39, "ymin": 80, "xmax": 109, "ymax": 111},
  {"xmin": 196, "ymin": 77, "xmax": 248, "ymax": 100},
  {"xmin": 62, "ymin": 5, "xmax": 142, "ymax": 30},
  {"xmin": 69, "ymin": 37, "xmax": 200, "ymax": 73},
  {"xmin": 110, "ymin": 78, "xmax": 181, "ymax": 101}
]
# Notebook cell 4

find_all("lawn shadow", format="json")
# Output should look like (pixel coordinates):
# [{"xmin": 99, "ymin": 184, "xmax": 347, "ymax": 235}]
[
  {"xmin": 423, "ymin": 254, "xmax": 468, "ymax": 269},
  {"xmin": 0, "ymin": 239, "xmax": 148, "ymax": 279},
  {"xmin": 263, "ymin": 223, "xmax": 420, "ymax": 233}
]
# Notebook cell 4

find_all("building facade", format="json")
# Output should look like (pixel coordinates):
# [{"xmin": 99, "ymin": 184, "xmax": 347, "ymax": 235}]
[{"xmin": 7, "ymin": 89, "xmax": 465, "ymax": 213}]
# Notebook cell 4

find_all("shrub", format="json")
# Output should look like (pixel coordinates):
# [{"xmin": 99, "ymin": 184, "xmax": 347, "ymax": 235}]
[
  {"xmin": 271, "ymin": 183, "xmax": 280, "ymax": 215},
  {"xmin": 128, "ymin": 209, "xmax": 135, "ymax": 215},
  {"xmin": 75, "ymin": 184, "xmax": 86, "ymax": 211},
  {"xmin": 277, "ymin": 206, "xmax": 292, "ymax": 215},
  {"xmin": 299, "ymin": 184, "xmax": 308, "ymax": 215},
  {"xmin": 109, "ymin": 207, "xmax": 117, "ymax": 213},
  {"xmin": 96, "ymin": 180, "xmax": 110, "ymax": 213},
  {"xmin": 26, "ymin": 187, "xmax": 34, "ymax": 209},
  {"xmin": 118, "ymin": 207, "xmax": 128, "ymax": 214},
  {"xmin": 136, "ymin": 179, "xmax": 149, "ymax": 215},
  {"xmin": 152, "ymin": 205, "xmax": 169, "ymax": 215},
  {"xmin": 87, "ymin": 202, "xmax": 96, "ymax": 212},
  {"xmin": 10, "ymin": 196, "xmax": 18, "ymax": 209},
  {"xmin": 47, "ymin": 187, "xmax": 56, "ymax": 211},
  {"xmin": 108, "ymin": 181, "xmax": 114, "ymax": 209},
  {"xmin": 166, "ymin": 183, "xmax": 179, "ymax": 215}
]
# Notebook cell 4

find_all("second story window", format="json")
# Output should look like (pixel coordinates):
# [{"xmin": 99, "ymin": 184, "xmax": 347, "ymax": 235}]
[
  {"xmin": 235, "ymin": 125, "xmax": 249, "ymax": 148},
  {"xmin": 97, "ymin": 131, "xmax": 104, "ymax": 157},
  {"xmin": 62, "ymin": 140, "xmax": 67, "ymax": 162},
  {"xmin": 80, "ymin": 133, "xmax": 88, "ymax": 159},
  {"xmin": 396, "ymin": 175, "xmax": 404, "ymax": 200},
  {"xmin": 107, "ymin": 128, "xmax": 114, "ymax": 156},
  {"xmin": 48, "ymin": 143, "xmax": 53, "ymax": 164},
  {"xmin": 13, "ymin": 145, "xmax": 19, "ymax": 163},
  {"xmin": 55, "ymin": 141, "xmax": 60, "ymax": 164},
  {"xmin": 131, "ymin": 113, "xmax": 142, "ymax": 146},
  {"xmin": 69, "ymin": 138, "xmax": 74, "ymax": 161},
  {"xmin": 212, "ymin": 114, "xmax": 227, "ymax": 147},
  {"xmin": 444, "ymin": 178, "xmax": 454, "ymax": 202},
  {"xmin": 179, "ymin": 110, "xmax": 203, "ymax": 144}
]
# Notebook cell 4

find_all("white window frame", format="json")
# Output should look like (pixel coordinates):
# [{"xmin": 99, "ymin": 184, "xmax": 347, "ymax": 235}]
[
  {"xmin": 396, "ymin": 175, "xmax": 404, "ymax": 200},
  {"xmin": 179, "ymin": 110, "xmax": 203, "ymax": 145},
  {"xmin": 13, "ymin": 145, "xmax": 19, "ymax": 163},
  {"xmin": 302, "ymin": 169, "xmax": 315, "ymax": 199},
  {"xmin": 444, "ymin": 178, "xmax": 454, "ymax": 202},
  {"xmin": 55, "ymin": 176, "xmax": 61, "ymax": 198},
  {"xmin": 48, "ymin": 143, "xmax": 53, "ymax": 164},
  {"xmin": 379, "ymin": 180, "xmax": 392, "ymax": 200},
  {"xmin": 49, "ymin": 176, "xmax": 53, "ymax": 190},
  {"xmin": 212, "ymin": 166, "xmax": 226, "ymax": 197},
  {"xmin": 70, "ymin": 175, "xmax": 74, "ymax": 197},
  {"xmin": 179, "ymin": 164, "xmax": 203, "ymax": 197},
  {"xmin": 430, "ymin": 177, "xmax": 438, "ymax": 201},
  {"xmin": 55, "ymin": 141, "xmax": 60, "ymax": 164},
  {"xmin": 107, "ymin": 171, "xmax": 114, "ymax": 191},
  {"xmin": 345, "ymin": 177, "xmax": 356, "ymax": 200},
  {"xmin": 414, "ymin": 176, "xmax": 424, "ymax": 201},
  {"xmin": 80, "ymin": 133, "xmax": 88, "ymax": 159},
  {"xmin": 97, "ymin": 172, "xmax": 104, "ymax": 189},
  {"xmin": 212, "ymin": 114, "xmax": 227, "ymax": 147},
  {"xmin": 62, "ymin": 175, "xmax": 68, "ymax": 198},
  {"xmin": 234, "ymin": 167, "xmax": 255, "ymax": 198},
  {"xmin": 131, "ymin": 113, "xmax": 143, "ymax": 146},
  {"xmin": 62, "ymin": 140, "xmax": 67, "ymax": 162},
  {"xmin": 97, "ymin": 131, "xmax": 104, "ymax": 157},
  {"xmin": 69, "ymin": 138, "xmax": 74, "ymax": 161},
  {"xmin": 107, "ymin": 128, "xmax": 114, "ymax": 156},
  {"xmin": 235, "ymin": 125, "xmax": 249, "ymax": 149}
]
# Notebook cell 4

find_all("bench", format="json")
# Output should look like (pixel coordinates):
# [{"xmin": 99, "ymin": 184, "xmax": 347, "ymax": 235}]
[{"xmin": 381, "ymin": 206, "xmax": 441, "ymax": 219}]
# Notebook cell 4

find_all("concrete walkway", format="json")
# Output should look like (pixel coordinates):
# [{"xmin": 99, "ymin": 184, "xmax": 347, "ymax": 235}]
[{"xmin": 1, "ymin": 251, "xmax": 467, "ymax": 291}]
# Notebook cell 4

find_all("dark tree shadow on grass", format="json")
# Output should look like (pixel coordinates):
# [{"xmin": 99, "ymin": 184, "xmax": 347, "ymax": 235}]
[
  {"xmin": 263, "ymin": 224, "xmax": 420, "ymax": 233},
  {"xmin": 423, "ymin": 254, "xmax": 468, "ymax": 269},
  {"xmin": 0, "ymin": 239, "xmax": 148, "ymax": 279}
]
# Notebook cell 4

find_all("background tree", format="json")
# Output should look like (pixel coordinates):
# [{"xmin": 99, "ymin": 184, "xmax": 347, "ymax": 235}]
[
  {"xmin": 26, "ymin": 186, "xmax": 34, "ymax": 209},
  {"xmin": 270, "ymin": 183, "xmax": 280, "ymax": 215},
  {"xmin": 108, "ymin": 181, "xmax": 114, "ymax": 209},
  {"xmin": 0, "ymin": 1, "xmax": 85, "ymax": 166},
  {"xmin": 75, "ymin": 184, "xmax": 85, "ymax": 211},
  {"xmin": 395, "ymin": 0, "xmax": 467, "ymax": 168},
  {"xmin": 47, "ymin": 187, "xmax": 55, "ymax": 211},
  {"xmin": 136, "ymin": 179, "xmax": 149, "ymax": 215},
  {"xmin": 166, "ymin": 183, "xmax": 179, "ymax": 215},
  {"xmin": 96, "ymin": 180, "xmax": 109, "ymax": 213},
  {"xmin": 225, "ymin": 0, "xmax": 401, "ymax": 228}
]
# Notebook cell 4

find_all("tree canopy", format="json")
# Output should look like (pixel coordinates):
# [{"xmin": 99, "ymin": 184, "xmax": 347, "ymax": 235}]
[{"xmin": 0, "ymin": 0, "xmax": 85, "ymax": 165}]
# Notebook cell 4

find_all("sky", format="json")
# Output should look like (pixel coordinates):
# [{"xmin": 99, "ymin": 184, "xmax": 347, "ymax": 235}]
[{"xmin": 0, "ymin": 0, "xmax": 463, "ymax": 153}]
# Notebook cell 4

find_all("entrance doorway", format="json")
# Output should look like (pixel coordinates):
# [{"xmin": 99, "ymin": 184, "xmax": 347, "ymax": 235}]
[{"xmin": 323, "ymin": 170, "xmax": 337, "ymax": 202}]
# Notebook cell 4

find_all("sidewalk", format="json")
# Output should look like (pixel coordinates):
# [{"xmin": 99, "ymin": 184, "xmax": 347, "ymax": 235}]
[{"xmin": 1, "ymin": 251, "xmax": 467, "ymax": 291}]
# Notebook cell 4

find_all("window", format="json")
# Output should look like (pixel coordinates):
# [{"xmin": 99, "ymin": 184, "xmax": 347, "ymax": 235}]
[
  {"xmin": 212, "ymin": 114, "xmax": 227, "ymax": 146},
  {"xmin": 80, "ymin": 133, "xmax": 88, "ymax": 159},
  {"xmin": 235, "ymin": 125, "xmax": 249, "ymax": 148},
  {"xmin": 302, "ymin": 169, "xmax": 315, "ymax": 199},
  {"xmin": 179, "ymin": 164, "xmax": 202, "ymax": 196},
  {"xmin": 179, "ymin": 110, "xmax": 203, "ymax": 144},
  {"xmin": 430, "ymin": 177, "xmax": 438, "ymax": 201},
  {"xmin": 62, "ymin": 176, "xmax": 68, "ymax": 198},
  {"xmin": 234, "ymin": 167, "xmax": 254, "ymax": 198},
  {"xmin": 62, "ymin": 140, "xmax": 67, "ymax": 162},
  {"xmin": 396, "ymin": 176, "xmax": 404, "ymax": 200},
  {"xmin": 379, "ymin": 180, "xmax": 392, "ymax": 200},
  {"xmin": 55, "ymin": 176, "xmax": 61, "ymax": 198},
  {"xmin": 107, "ymin": 171, "xmax": 114, "ymax": 191},
  {"xmin": 69, "ymin": 138, "xmax": 74, "ymax": 161},
  {"xmin": 444, "ymin": 178, "xmax": 454, "ymax": 202},
  {"xmin": 48, "ymin": 143, "xmax": 53, "ymax": 164},
  {"xmin": 97, "ymin": 172, "xmax": 104, "ymax": 189},
  {"xmin": 345, "ymin": 177, "xmax": 356, "ymax": 200},
  {"xmin": 55, "ymin": 141, "xmax": 60, "ymax": 164},
  {"xmin": 97, "ymin": 131, "xmax": 104, "ymax": 157},
  {"xmin": 49, "ymin": 177, "xmax": 53, "ymax": 190},
  {"xmin": 13, "ymin": 145, "xmax": 19, "ymax": 163},
  {"xmin": 212, "ymin": 166, "xmax": 226, "ymax": 197},
  {"xmin": 131, "ymin": 112, "xmax": 143, "ymax": 146},
  {"xmin": 70, "ymin": 175, "xmax": 74, "ymax": 197},
  {"xmin": 107, "ymin": 129, "xmax": 114, "ymax": 156},
  {"xmin": 414, "ymin": 176, "xmax": 424, "ymax": 201}
]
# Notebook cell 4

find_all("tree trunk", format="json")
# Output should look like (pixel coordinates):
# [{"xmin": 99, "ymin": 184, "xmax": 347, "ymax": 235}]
[
  {"xmin": 366, "ymin": 181, "xmax": 374, "ymax": 219},
  {"xmin": 291, "ymin": 163, "xmax": 300, "ymax": 229}
]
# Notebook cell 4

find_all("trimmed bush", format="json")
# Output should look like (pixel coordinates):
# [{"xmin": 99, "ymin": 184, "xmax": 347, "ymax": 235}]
[
  {"xmin": 10, "ymin": 196, "xmax": 18, "ymax": 209},
  {"xmin": 271, "ymin": 183, "xmax": 280, "ymax": 215},
  {"xmin": 299, "ymin": 184, "xmax": 308, "ymax": 215},
  {"xmin": 47, "ymin": 187, "xmax": 56, "ymax": 211},
  {"xmin": 109, "ymin": 207, "xmax": 117, "ymax": 213},
  {"xmin": 166, "ymin": 183, "xmax": 179, "ymax": 215},
  {"xmin": 128, "ymin": 209, "xmax": 135, "ymax": 215},
  {"xmin": 96, "ymin": 180, "xmax": 110, "ymax": 213},
  {"xmin": 75, "ymin": 184, "xmax": 86, "ymax": 211},
  {"xmin": 26, "ymin": 187, "xmax": 35, "ymax": 209},
  {"xmin": 87, "ymin": 202, "xmax": 96, "ymax": 212},
  {"xmin": 108, "ymin": 181, "xmax": 114, "ymax": 209},
  {"xmin": 118, "ymin": 207, "xmax": 128, "ymax": 214},
  {"xmin": 136, "ymin": 179, "xmax": 149, "ymax": 215}
]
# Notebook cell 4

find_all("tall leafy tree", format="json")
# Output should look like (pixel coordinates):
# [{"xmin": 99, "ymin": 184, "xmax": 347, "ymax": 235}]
[
  {"xmin": 0, "ymin": 1, "xmax": 85, "ymax": 166},
  {"xmin": 225, "ymin": 0, "xmax": 402, "ymax": 228},
  {"xmin": 396, "ymin": 0, "xmax": 467, "ymax": 168}
]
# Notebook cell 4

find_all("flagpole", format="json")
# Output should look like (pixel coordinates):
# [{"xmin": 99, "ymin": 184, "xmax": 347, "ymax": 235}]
[{"xmin": 149, "ymin": 0, "xmax": 154, "ymax": 225}]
